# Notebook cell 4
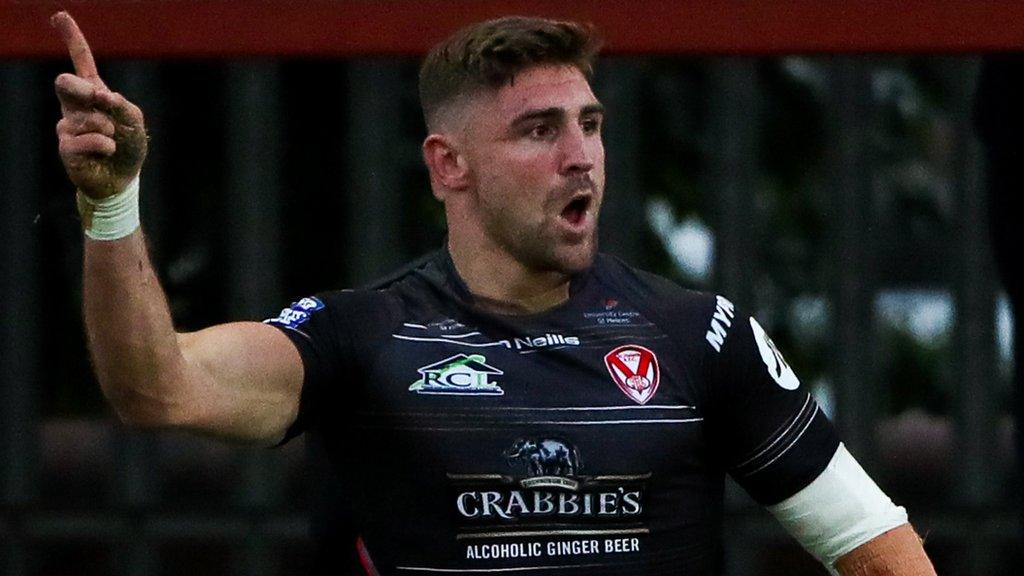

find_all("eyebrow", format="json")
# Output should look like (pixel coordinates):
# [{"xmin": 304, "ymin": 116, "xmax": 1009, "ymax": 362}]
[{"xmin": 510, "ymin": 103, "xmax": 606, "ymax": 128}]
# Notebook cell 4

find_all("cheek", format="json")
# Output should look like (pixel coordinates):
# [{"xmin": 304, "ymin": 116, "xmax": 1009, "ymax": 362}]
[
  {"xmin": 590, "ymin": 141, "xmax": 607, "ymax": 186},
  {"xmin": 590, "ymin": 139, "xmax": 606, "ymax": 166},
  {"xmin": 481, "ymin": 147, "xmax": 557, "ymax": 189},
  {"xmin": 504, "ymin": 142, "xmax": 558, "ymax": 168}
]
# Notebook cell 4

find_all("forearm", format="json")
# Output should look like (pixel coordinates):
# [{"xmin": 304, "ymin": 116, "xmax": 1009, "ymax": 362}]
[
  {"xmin": 56, "ymin": 11, "xmax": 302, "ymax": 444},
  {"xmin": 835, "ymin": 524, "xmax": 936, "ymax": 576},
  {"xmin": 83, "ymin": 228, "xmax": 189, "ymax": 426}
]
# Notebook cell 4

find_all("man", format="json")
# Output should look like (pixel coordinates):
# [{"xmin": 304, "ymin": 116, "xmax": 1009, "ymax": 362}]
[{"xmin": 53, "ymin": 11, "xmax": 936, "ymax": 575}]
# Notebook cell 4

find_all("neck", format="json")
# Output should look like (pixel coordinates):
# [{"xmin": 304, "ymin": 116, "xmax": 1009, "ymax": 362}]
[{"xmin": 447, "ymin": 236, "xmax": 571, "ymax": 315}]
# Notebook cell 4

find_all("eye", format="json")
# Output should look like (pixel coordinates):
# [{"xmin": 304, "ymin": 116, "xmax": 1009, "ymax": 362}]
[
  {"xmin": 529, "ymin": 123, "xmax": 556, "ymax": 140},
  {"xmin": 581, "ymin": 116, "xmax": 602, "ymax": 135}
]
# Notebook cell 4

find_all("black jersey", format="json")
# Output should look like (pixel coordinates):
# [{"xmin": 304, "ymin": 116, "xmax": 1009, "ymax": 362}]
[{"xmin": 265, "ymin": 249, "xmax": 839, "ymax": 576}]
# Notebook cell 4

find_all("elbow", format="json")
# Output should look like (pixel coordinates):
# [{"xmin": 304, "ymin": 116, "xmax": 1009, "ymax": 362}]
[
  {"xmin": 101, "ymin": 377, "xmax": 193, "ymax": 430},
  {"xmin": 93, "ymin": 345, "xmax": 197, "ymax": 429},
  {"xmin": 111, "ymin": 402, "xmax": 178, "ymax": 429}
]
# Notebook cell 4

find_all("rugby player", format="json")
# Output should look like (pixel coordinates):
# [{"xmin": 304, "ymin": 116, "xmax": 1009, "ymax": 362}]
[{"xmin": 53, "ymin": 10, "xmax": 936, "ymax": 575}]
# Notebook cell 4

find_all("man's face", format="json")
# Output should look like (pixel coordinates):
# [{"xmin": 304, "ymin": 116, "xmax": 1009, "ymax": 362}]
[{"xmin": 458, "ymin": 64, "xmax": 605, "ymax": 275}]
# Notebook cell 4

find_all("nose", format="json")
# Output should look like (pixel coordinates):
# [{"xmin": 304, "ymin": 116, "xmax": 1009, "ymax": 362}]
[{"xmin": 559, "ymin": 124, "xmax": 595, "ymax": 175}]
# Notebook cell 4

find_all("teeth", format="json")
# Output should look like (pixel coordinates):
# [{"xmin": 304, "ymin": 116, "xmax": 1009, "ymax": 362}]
[{"xmin": 559, "ymin": 195, "xmax": 592, "ymax": 225}]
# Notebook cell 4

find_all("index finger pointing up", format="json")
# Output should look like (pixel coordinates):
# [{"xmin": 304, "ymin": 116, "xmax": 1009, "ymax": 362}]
[{"xmin": 51, "ymin": 12, "xmax": 102, "ymax": 84}]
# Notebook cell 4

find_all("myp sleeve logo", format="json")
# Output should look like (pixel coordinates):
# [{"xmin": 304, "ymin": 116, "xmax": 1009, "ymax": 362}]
[{"xmin": 264, "ymin": 296, "xmax": 325, "ymax": 329}]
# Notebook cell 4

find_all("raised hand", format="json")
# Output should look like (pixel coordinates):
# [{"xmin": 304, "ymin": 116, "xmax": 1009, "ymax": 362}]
[{"xmin": 52, "ymin": 12, "xmax": 148, "ymax": 199}]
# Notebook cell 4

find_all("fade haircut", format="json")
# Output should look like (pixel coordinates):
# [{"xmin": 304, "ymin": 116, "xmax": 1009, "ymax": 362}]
[{"xmin": 418, "ymin": 16, "xmax": 601, "ymax": 131}]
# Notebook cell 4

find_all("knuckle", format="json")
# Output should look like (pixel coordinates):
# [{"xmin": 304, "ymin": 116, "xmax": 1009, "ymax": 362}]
[{"xmin": 80, "ymin": 111, "xmax": 101, "ymax": 126}]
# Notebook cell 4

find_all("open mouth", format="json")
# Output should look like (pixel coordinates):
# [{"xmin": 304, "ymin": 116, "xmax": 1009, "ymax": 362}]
[{"xmin": 560, "ymin": 194, "xmax": 592, "ymax": 226}]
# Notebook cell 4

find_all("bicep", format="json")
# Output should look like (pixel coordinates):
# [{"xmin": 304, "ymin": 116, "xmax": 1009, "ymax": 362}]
[{"xmin": 176, "ymin": 321, "xmax": 303, "ymax": 445}]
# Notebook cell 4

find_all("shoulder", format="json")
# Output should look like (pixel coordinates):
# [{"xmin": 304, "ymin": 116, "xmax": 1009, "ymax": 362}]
[
  {"xmin": 590, "ymin": 253, "xmax": 751, "ymax": 365},
  {"xmin": 330, "ymin": 248, "xmax": 446, "ymax": 311},
  {"xmin": 266, "ymin": 252, "xmax": 444, "ymax": 339}
]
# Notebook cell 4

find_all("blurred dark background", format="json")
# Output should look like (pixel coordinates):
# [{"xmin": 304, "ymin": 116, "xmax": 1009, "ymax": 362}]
[{"xmin": 1, "ymin": 2, "xmax": 1021, "ymax": 575}]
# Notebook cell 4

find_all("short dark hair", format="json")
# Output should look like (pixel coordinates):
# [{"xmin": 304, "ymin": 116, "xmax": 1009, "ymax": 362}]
[{"xmin": 418, "ymin": 16, "xmax": 601, "ymax": 130}]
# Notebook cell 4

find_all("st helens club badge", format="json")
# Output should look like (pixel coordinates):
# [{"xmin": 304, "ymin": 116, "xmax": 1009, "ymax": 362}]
[{"xmin": 604, "ymin": 345, "xmax": 660, "ymax": 404}]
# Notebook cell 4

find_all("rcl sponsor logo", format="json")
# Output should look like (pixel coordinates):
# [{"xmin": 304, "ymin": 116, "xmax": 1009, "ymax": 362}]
[{"xmin": 456, "ymin": 488, "xmax": 642, "ymax": 520}]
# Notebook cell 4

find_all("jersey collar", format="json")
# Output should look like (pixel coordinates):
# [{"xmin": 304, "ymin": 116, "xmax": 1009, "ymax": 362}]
[{"xmin": 436, "ymin": 246, "xmax": 593, "ymax": 314}]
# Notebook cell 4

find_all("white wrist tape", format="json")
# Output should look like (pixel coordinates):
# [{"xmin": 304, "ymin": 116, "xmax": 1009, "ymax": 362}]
[
  {"xmin": 766, "ymin": 443, "xmax": 909, "ymax": 573},
  {"xmin": 76, "ymin": 175, "xmax": 141, "ymax": 241}
]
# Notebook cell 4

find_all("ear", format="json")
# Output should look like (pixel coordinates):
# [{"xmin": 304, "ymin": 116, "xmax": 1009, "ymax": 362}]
[{"xmin": 422, "ymin": 134, "xmax": 470, "ymax": 200}]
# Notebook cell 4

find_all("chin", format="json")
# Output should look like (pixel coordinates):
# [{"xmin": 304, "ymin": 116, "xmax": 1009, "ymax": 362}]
[
  {"xmin": 503, "ymin": 225, "xmax": 598, "ymax": 276},
  {"xmin": 550, "ymin": 238, "xmax": 598, "ymax": 275}
]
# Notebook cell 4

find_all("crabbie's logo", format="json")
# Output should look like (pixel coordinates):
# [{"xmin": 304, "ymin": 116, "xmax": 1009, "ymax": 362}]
[
  {"xmin": 410, "ymin": 354, "xmax": 504, "ymax": 396},
  {"xmin": 504, "ymin": 438, "xmax": 581, "ymax": 491},
  {"xmin": 604, "ymin": 345, "xmax": 660, "ymax": 405},
  {"xmin": 450, "ymin": 438, "xmax": 647, "ymax": 523}
]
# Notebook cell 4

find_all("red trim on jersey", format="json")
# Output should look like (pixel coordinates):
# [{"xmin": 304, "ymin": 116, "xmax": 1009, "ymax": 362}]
[
  {"xmin": 4, "ymin": 1, "xmax": 1024, "ymax": 57},
  {"xmin": 357, "ymin": 536, "xmax": 381, "ymax": 576}
]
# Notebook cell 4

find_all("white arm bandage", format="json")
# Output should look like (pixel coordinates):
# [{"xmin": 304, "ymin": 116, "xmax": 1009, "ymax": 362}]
[
  {"xmin": 76, "ymin": 174, "xmax": 141, "ymax": 241},
  {"xmin": 766, "ymin": 443, "xmax": 908, "ymax": 573}
]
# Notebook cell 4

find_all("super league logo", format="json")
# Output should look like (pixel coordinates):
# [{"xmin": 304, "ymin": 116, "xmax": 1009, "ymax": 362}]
[{"xmin": 604, "ymin": 345, "xmax": 660, "ymax": 405}]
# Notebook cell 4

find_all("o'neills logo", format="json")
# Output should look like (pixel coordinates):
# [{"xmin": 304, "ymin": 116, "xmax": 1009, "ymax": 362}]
[
  {"xmin": 449, "ymin": 438, "xmax": 648, "ymax": 523},
  {"xmin": 509, "ymin": 333, "xmax": 580, "ymax": 350}
]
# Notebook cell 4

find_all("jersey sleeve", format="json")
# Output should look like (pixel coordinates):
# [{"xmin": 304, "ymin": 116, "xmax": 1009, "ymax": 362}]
[
  {"xmin": 702, "ymin": 295, "xmax": 840, "ymax": 506},
  {"xmin": 263, "ymin": 292, "xmax": 352, "ymax": 444}
]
